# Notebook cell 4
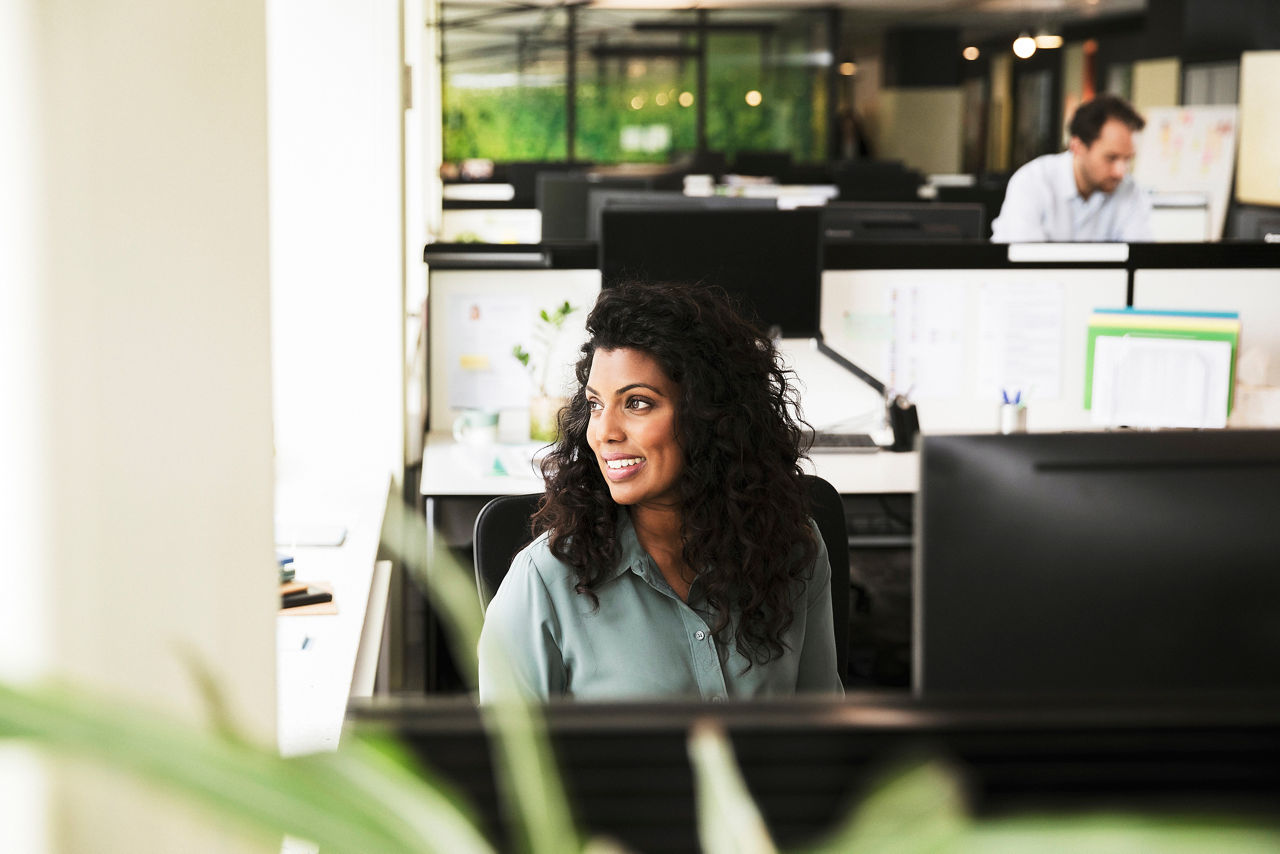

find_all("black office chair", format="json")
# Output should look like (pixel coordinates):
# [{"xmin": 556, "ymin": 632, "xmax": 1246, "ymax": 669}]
[{"xmin": 472, "ymin": 474, "xmax": 850, "ymax": 680}]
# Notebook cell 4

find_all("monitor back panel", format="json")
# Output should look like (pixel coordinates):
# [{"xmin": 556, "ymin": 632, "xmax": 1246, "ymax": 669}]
[{"xmin": 915, "ymin": 429, "xmax": 1280, "ymax": 700}]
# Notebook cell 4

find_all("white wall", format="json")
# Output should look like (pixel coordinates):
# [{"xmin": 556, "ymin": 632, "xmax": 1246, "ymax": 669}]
[
  {"xmin": 1132, "ymin": 56, "xmax": 1181, "ymax": 114},
  {"xmin": 268, "ymin": 0, "xmax": 406, "ymax": 486},
  {"xmin": 875, "ymin": 87, "xmax": 964, "ymax": 175},
  {"xmin": 6, "ymin": 0, "xmax": 278, "ymax": 851},
  {"xmin": 1, "ymin": 1, "xmax": 51, "ymax": 850},
  {"xmin": 1236, "ymin": 51, "xmax": 1280, "ymax": 207}
]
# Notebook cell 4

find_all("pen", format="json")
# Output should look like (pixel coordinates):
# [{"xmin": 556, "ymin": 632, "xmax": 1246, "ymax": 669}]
[
  {"xmin": 1002, "ymin": 389, "xmax": 1010, "ymax": 404},
  {"xmin": 1014, "ymin": 390, "xmax": 1022, "ymax": 405}
]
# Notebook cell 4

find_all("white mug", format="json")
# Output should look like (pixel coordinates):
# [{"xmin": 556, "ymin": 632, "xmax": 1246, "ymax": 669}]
[{"xmin": 453, "ymin": 410, "xmax": 499, "ymax": 446}]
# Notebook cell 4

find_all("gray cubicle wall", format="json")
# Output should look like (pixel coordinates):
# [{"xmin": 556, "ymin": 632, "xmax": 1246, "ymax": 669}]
[
  {"xmin": 1131, "ymin": 244, "xmax": 1280, "ymax": 427},
  {"xmin": 424, "ymin": 242, "xmax": 1280, "ymax": 437},
  {"xmin": 427, "ymin": 266, "xmax": 601, "ymax": 433},
  {"xmin": 821, "ymin": 244, "xmax": 1130, "ymax": 433}
]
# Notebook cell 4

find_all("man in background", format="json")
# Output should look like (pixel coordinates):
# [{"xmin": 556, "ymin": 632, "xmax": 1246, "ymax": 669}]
[{"xmin": 992, "ymin": 94, "xmax": 1153, "ymax": 243}]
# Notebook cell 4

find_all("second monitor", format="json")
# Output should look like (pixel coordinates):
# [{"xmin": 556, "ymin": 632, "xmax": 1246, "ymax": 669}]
[
  {"xmin": 916, "ymin": 429, "xmax": 1280, "ymax": 701},
  {"xmin": 599, "ymin": 207, "xmax": 823, "ymax": 339},
  {"xmin": 822, "ymin": 201, "xmax": 985, "ymax": 242}
]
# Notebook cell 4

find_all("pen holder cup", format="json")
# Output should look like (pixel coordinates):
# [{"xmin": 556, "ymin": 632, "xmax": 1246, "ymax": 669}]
[
  {"xmin": 888, "ymin": 396, "xmax": 920, "ymax": 452},
  {"xmin": 999, "ymin": 403, "xmax": 1027, "ymax": 435}
]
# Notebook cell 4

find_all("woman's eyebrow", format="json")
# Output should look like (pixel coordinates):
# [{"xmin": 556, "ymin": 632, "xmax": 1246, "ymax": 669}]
[
  {"xmin": 584, "ymin": 382, "xmax": 665, "ymax": 397},
  {"xmin": 617, "ymin": 383, "xmax": 664, "ymax": 396}
]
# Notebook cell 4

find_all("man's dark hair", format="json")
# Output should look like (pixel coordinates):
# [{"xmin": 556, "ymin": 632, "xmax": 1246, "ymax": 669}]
[{"xmin": 1069, "ymin": 94, "xmax": 1145, "ymax": 147}]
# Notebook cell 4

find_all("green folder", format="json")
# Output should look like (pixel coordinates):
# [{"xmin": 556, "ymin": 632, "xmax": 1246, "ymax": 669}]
[{"xmin": 1084, "ymin": 310, "xmax": 1241, "ymax": 412}]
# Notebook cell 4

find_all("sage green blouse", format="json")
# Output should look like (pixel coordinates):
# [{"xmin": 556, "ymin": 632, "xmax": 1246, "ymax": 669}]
[{"xmin": 477, "ymin": 509, "xmax": 844, "ymax": 702}]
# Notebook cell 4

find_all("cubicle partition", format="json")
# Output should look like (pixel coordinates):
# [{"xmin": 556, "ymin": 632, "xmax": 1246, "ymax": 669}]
[
  {"xmin": 425, "ymin": 251, "xmax": 600, "ymax": 437},
  {"xmin": 821, "ymin": 242, "xmax": 1280, "ymax": 432},
  {"xmin": 1129, "ymin": 243, "xmax": 1280, "ymax": 425}
]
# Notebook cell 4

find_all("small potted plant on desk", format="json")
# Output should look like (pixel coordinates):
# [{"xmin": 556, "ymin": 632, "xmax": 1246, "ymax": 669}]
[{"xmin": 513, "ymin": 300, "xmax": 578, "ymax": 443}]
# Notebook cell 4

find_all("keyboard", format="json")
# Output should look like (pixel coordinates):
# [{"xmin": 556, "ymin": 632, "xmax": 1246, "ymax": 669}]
[{"xmin": 810, "ymin": 431, "xmax": 879, "ymax": 452}]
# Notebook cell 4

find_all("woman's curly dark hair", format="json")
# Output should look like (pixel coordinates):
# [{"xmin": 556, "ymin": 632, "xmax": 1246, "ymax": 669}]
[{"xmin": 533, "ymin": 280, "xmax": 816, "ymax": 665}]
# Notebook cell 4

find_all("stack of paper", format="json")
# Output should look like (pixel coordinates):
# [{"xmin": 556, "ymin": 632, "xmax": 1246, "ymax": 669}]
[{"xmin": 1085, "ymin": 308, "xmax": 1241, "ymax": 429}]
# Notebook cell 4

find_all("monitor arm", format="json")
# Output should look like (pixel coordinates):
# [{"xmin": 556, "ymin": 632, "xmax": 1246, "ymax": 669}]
[{"xmin": 814, "ymin": 335, "xmax": 887, "ymax": 396}]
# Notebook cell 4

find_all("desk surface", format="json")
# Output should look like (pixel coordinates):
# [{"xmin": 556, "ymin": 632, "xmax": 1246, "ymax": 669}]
[
  {"xmin": 276, "ymin": 468, "xmax": 391, "ymax": 756},
  {"xmin": 420, "ymin": 432, "xmax": 919, "ymax": 497}
]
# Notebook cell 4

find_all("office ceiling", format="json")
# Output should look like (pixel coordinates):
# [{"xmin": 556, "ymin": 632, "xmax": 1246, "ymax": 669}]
[{"xmin": 440, "ymin": 0, "xmax": 1148, "ymax": 73}]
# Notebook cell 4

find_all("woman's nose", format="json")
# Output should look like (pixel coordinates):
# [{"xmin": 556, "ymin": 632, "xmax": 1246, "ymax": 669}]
[{"xmin": 593, "ymin": 405, "xmax": 625, "ymax": 442}]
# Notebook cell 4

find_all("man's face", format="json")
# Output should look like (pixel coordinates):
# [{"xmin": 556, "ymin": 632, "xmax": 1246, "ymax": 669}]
[{"xmin": 1070, "ymin": 118, "xmax": 1137, "ymax": 196}]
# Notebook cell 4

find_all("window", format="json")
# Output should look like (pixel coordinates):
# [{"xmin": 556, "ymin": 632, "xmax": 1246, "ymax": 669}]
[{"xmin": 440, "ymin": 5, "xmax": 832, "ymax": 165}]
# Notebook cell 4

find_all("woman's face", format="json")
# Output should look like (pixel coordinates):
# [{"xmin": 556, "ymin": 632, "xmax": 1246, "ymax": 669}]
[{"xmin": 584, "ymin": 347, "xmax": 684, "ymax": 510}]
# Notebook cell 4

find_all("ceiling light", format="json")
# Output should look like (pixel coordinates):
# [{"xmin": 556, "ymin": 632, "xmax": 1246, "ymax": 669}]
[
  {"xmin": 839, "ymin": 62, "xmax": 857, "ymax": 76},
  {"xmin": 745, "ymin": 90, "xmax": 763, "ymax": 107},
  {"xmin": 963, "ymin": 46, "xmax": 980, "ymax": 61},
  {"xmin": 1035, "ymin": 33, "xmax": 1064, "ymax": 49},
  {"xmin": 1012, "ymin": 33, "xmax": 1037, "ymax": 59},
  {"xmin": 678, "ymin": 91, "xmax": 694, "ymax": 108}
]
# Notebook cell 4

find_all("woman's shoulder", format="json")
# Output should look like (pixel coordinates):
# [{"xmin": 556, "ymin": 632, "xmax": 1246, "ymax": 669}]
[{"xmin": 505, "ymin": 531, "xmax": 579, "ymax": 593}]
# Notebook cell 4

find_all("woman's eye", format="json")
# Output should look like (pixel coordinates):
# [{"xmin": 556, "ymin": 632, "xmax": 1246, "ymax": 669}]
[
  {"xmin": 627, "ymin": 397, "xmax": 653, "ymax": 411},
  {"xmin": 587, "ymin": 399, "xmax": 603, "ymax": 412}
]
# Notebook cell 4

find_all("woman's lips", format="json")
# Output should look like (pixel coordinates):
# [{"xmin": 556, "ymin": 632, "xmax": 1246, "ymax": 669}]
[{"xmin": 602, "ymin": 455, "xmax": 645, "ymax": 481}]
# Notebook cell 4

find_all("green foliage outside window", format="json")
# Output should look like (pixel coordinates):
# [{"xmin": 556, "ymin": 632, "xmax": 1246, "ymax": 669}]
[
  {"xmin": 705, "ymin": 33, "xmax": 825, "ymax": 163},
  {"xmin": 442, "ymin": 21, "xmax": 829, "ymax": 165},
  {"xmin": 444, "ymin": 83, "xmax": 568, "ymax": 162}
]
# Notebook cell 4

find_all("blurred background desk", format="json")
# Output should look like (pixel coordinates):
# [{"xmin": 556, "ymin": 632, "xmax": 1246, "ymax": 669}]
[
  {"xmin": 276, "ymin": 470, "xmax": 392, "ymax": 756},
  {"xmin": 418, "ymin": 431, "xmax": 918, "ymax": 498}
]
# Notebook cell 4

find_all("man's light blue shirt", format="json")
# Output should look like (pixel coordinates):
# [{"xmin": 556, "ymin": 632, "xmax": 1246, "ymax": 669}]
[
  {"xmin": 991, "ymin": 150, "xmax": 1154, "ymax": 243},
  {"xmin": 478, "ymin": 509, "xmax": 844, "ymax": 702}
]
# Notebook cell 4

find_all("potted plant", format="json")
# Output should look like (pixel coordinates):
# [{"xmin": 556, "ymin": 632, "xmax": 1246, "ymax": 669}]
[{"xmin": 513, "ymin": 300, "xmax": 578, "ymax": 442}]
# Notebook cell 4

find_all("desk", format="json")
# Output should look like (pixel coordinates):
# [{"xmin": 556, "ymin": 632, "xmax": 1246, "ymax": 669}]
[
  {"xmin": 275, "ymin": 469, "xmax": 391, "ymax": 756},
  {"xmin": 419, "ymin": 432, "xmax": 919, "ymax": 498}
]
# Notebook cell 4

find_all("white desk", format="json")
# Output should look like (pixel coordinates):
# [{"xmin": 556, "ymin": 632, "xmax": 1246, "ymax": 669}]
[
  {"xmin": 420, "ymin": 432, "xmax": 918, "ymax": 497},
  {"xmin": 275, "ymin": 469, "xmax": 391, "ymax": 756}
]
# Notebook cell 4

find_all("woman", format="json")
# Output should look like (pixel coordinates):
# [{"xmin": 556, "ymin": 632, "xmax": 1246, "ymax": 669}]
[{"xmin": 478, "ymin": 281, "xmax": 842, "ymax": 701}]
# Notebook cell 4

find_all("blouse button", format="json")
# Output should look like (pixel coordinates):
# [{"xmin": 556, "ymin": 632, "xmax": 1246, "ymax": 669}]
[{"xmin": 694, "ymin": 630, "xmax": 706, "ymax": 641}]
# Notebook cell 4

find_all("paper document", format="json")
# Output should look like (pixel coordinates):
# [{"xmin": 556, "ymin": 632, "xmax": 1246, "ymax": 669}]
[
  {"xmin": 976, "ymin": 282, "xmax": 1064, "ymax": 401},
  {"xmin": 447, "ymin": 294, "xmax": 532, "ymax": 410},
  {"xmin": 1090, "ymin": 336, "xmax": 1232, "ymax": 428},
  {"xmin": 888, "ymin": 283, "xmax": 966, "ymax": 398}
]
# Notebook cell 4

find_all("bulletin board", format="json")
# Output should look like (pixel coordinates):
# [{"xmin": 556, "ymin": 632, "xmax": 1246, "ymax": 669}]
[{"xmin": 1133, "ymin": 105, "xmax": 1239, "ymax": 240}]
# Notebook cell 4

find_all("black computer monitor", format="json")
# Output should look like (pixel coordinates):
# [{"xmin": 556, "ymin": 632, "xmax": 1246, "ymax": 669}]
[
  {"xmin": 915, "ymin": 429, "xmax": 1280, "ymax": 700},
  {"xmin": 730, "ymin": 149, "xmax": 793, "ymax": 178},
  {"xmin": 584, "ymin": 189, "xmax": 775, "ymax": 242},
  {"xmin": 831, "ymin": 159, "xmax": 924, "ymax": 202},
  {"xmin": 599, "ymin": 207, "xmax": 823, "ymax": 339},
  {"xmin": 350, "ymin": 694, "xmax": 1280, "ymax": 854},
  {"xmin": 822, "ymin": 201, "xmax": 985, "ymax": 242},
  {"xmin": 1229, "ymin": 204, "xmax": 1280, "ymax": 242},
  {"xmin": 537, "ymin": 172, "xmax": 655, "ymax": 241}
]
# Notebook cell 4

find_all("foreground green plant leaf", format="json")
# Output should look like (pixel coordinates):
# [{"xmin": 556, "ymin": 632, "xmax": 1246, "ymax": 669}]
[
  {"xmin": 796, "ymin": 758, "xmax": 968, "ymax": 854},
  {"xmin": 385, "ymin": 496, "xmax": 586, "ymax": 854},
  {"xmin": 0, "ymin": 680, "xmax": 494, "ymax": 854},
  {"xmin": 688, "ymin": 719, "xmax": 778, "ymax": 854}
]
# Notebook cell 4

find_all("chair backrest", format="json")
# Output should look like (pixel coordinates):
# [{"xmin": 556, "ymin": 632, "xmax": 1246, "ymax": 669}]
[
  {"xmin": 472, "ymin": 492, "xmax": 543, "ymax": 610},
  {"xmin": 472, "ymin": 474, "xmax": 850, "ymax": 680}
]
